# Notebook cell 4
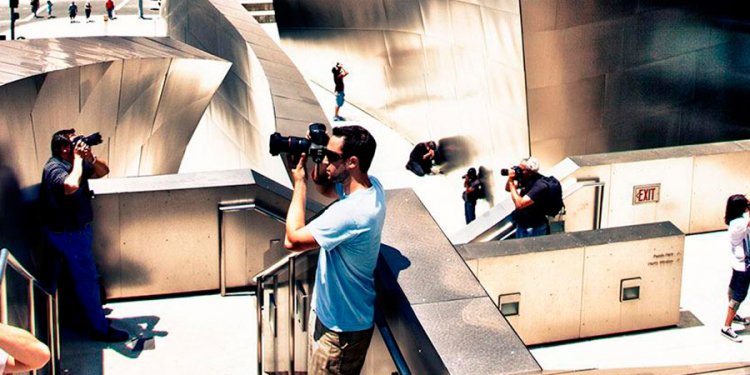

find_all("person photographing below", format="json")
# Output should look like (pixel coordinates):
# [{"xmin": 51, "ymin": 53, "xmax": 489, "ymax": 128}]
[
  {"xmin": 283, "ymin": 125, "xmax": 385, "ymax": 374},
  {"xmin": 505, "ymin": 157, "xmax": 562, "ymax": 238}
]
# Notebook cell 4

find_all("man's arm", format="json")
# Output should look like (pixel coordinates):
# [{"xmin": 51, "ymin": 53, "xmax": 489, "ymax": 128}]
[
  {"xmin": 284, "ymin": 154, "xmax": 321, "ymax": 252},
  {"xmin": 62, "ymin": 144, "xmax": 85, "ymax": 195},
  {"xmin": 0, "ymin": 323, "xmax": 50, "ymax": 373},
  {"xmin": 507, "ymin": 176, "xmax": 534, "ymax": 209},
  {"xmin": 81, "ymin": 144, "xmax": 109, "ymax": 179}
]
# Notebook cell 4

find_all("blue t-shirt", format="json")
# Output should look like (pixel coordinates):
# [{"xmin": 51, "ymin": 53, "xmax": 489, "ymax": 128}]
[{"xmin": 307, "ymin": 176, "xmax": 386, "ymax": 332}]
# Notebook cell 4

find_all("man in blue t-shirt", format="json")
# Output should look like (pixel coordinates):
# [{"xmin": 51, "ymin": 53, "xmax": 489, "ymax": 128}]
[{"xmin": 284, "ymin": 125, "xmax": 385, "ymax": 374}]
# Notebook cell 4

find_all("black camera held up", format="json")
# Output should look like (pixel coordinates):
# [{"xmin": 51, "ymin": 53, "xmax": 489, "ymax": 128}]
[
  {"xmin": 500, "ymin": 165, "xmax": 523, "ymax": 179},
  {"xmin": 72, "ymin": 132, "xmax": 103, "ymax": 147},
  {"xmin": 269, "ymin": 123, "xmax": 329, "ymax": 164}
]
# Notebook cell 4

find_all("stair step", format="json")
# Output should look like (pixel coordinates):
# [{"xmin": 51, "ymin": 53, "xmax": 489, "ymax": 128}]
[
  {"xmin": 252, "ymin": 14, "xmax": 276, "ymax": 24},
  {"xmin": 242, "ymin": 2, "xmax": 274, "ymax": 12}
]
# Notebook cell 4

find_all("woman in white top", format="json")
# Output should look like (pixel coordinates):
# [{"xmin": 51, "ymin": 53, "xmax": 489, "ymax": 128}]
[{"xmin": 721, "ymin": 194, "xmax": 750, "ymax": 342}]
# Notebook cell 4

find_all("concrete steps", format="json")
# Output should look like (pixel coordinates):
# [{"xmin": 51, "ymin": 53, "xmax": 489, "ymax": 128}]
[{"xmin": 241, "ymin": 0, "xmax": 275, "ymax": 24}]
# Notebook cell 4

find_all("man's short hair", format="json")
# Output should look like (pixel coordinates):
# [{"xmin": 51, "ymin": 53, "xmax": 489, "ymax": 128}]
[
  {"xmin": 50, "ymin": 128, "xmax": 75, "ymax": 157},
  {"xmin": 332, "ymin": 125, "xmax": 376, "ymax": 174},
  {"xmin": 521, "ymin": 156, "xmax": 540, "ymax": 172}
]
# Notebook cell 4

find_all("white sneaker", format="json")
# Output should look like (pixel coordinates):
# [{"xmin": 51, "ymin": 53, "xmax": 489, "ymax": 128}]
[{"xmin": 721, "ymin": 327, "xmax": 743, "ymax": 342}]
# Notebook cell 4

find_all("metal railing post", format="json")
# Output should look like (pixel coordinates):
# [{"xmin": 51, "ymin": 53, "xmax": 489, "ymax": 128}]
[
  {"xmin": 256, "ymin": 279, "xmax": 264, "ymax": 375},
  {"xmin": 288, "ymin": 257, "xmax": 296, "ymax": 374}
]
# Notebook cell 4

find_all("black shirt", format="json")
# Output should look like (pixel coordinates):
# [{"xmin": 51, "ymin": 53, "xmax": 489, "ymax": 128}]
[
  {"xmin": 332, "ymin": 67, "xmax": 345, "ymax": 92},
  {"xmin": 512, "ymin": 174, "xmax": 549, "ymax": 227},
  {"xmin": 40, "ymin": 156, "xmax": 95, "ymax": 231}
]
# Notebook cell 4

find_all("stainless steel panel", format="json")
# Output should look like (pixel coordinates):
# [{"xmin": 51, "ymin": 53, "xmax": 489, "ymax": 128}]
[
  {"xmin": 31, "ymin": 69, "xmax": 80, "ymax": 172},
  {"xmin": 275, "ymin": 0, "xmax": 530, "ymax": 173},
  {"xmin": 0, "ymin": 79, "xmax": 40, "ymax": 187},
  {"xmin": 522, "ymin": 0, "xmax": 750, "ymax": 166},
  {"xmin": 75, "ymin": 61, "xmax": 122, "ymax": 173},
  {"xmin": 140, "ymin": 58, "xmax": 231, "ymax": 175}
]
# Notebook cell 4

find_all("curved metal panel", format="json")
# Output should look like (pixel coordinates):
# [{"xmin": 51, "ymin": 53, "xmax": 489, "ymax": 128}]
[
  {"xmin": 164, "ymin": 0, "xmax": 329, "ymax": 193},
  {"xmin": 0, "ymin": 37, "xmax": 230, "ymax": 186},
  {"xmin": 274, "ymin": 0, "xmax": 530, "ymax": 175},
  {"xmin": 521, "ymin": 1, "xmax": 750, "ymax": 166}
]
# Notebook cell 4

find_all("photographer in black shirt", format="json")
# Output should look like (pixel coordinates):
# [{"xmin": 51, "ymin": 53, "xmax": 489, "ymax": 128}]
[
  {"xmin": 40, "ymin": 129, "xmax": 128, "ymax": 342},
  {"xmin": 505, "ymin": 157, "xmax": 550, "ymax": 238}
]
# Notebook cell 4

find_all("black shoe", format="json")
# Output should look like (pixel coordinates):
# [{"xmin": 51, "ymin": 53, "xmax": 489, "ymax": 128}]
[{"xmin": 94, "ymin": 327, "xmax": 130, "ymax": 342}]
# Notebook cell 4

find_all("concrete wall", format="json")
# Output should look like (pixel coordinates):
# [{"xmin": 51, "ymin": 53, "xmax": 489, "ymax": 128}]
[
  {"xmin": 459, "ymin": 222, "xmax": 684, "ymax": 345},
  {"xmin": 455, "ymin": 139, "xmax": 750, "ymax": 244},
  {"xmin": 87, "ymin": 170, "xmax": 315, "ymax": 299},
  {"xmin": 567, "ymin": 140, "xmax": 750, "ymax": 234}
]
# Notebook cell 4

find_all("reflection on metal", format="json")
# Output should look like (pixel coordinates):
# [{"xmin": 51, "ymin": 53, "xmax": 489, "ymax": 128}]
[
  {"xmin": 0, "ymin": 37, "xmax": 230, "ymax": 187},
  {"xmin": 0, "ymin": 248, "xmax": 59, "ymax": 375},
  {"xmin": 273, "ymin": 0, "xmax": 529, "ymax": 174},
  {"xmin": 163, "ymin": 0, "xmax": 328, "ymax": 191},
  {"xmin": 520, "ymin": 1, "xmax": 750, "ymax": 167}
]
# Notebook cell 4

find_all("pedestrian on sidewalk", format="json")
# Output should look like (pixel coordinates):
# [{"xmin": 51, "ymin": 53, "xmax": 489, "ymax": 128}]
[
  {"xmin": 84, "ymin": 1, "xmax": 92, "ymax": 22},
  {"xmin": 331, "ymin": 62, "xmax": 349, "ymax": 121},
  {"xmin": 105, "ymin": 0, "xmax": 115, "ymax": 20},
  {"xmin": 46, "ymin": 0, "xmax": 53, "ymax": 18},
  {"xmin": 68, "ymin": 1, "xmax": 77, "ymax": 23},
  {"xmin": 31, "ymin": 0, "xmax": 41, "ymax": 18},
  {"xmin": 720, "ymin": 194, "xmax": 750, "ymax": 343}
]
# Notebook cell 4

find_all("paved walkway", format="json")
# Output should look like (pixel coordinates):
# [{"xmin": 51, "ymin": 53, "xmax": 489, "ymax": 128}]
[{"xmin": 55, "ymin": 231, "xmax": 748, "ymax": 374}]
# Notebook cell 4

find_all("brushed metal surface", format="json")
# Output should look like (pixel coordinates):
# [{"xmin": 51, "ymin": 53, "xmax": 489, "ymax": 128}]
[
  {"xmin": 521, "ymin": 0, "xmax": 750, "ymax": 166},
  {"xmin": 164, "ymin": 0, "xmax": 328, "ymax": 192},
  {"xmin": 274, "ymin": 0, "xmax": 530, "ymax": 176},
  {"xmin": 0, "ymin": 37, "xmax": 229, "ymax": 187}
]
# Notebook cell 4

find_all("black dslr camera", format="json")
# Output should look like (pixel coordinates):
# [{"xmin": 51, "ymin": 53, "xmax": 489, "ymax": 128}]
[
  {"xmin": 500, "ymin": 165, "xmax": 523, "ymax": 179},
  {"xmin": 72, "ymin": 132, "xmax": 103, "ymax": 147},
  {"xmin": 269, "ymin": 123, "xmax": 329, "ymax": 164}
]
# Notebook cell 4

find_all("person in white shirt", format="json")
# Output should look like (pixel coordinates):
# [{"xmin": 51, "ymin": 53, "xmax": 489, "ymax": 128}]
[
  {"xmin": 721, "ymin": 194, "xmax": 750, "ymax": 342},
  {"xmin": 0, "ymin": 322, "xmax": 50, "ymax": 373}
]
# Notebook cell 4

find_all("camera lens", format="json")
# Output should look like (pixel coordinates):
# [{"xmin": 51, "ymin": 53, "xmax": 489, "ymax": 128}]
[{"xmin": 500, "ymin": 168, "xmax": 509, "ymax": 176}]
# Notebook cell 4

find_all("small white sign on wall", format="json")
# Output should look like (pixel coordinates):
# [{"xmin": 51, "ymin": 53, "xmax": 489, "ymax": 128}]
[{"xmin": 633, "ymin": 183, "xmax": 661, "ymax": 205}]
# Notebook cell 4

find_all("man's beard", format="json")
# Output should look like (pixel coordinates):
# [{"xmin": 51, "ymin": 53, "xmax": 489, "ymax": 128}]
[{"xmin": 330, "ymin": 169, "xmax": 349, "ymax": 184}]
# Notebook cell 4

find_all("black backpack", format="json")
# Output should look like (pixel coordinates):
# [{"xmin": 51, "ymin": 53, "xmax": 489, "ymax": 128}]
[{"xmin": 540, "ymin": 175, "xmax": 564, "ymax": 216}]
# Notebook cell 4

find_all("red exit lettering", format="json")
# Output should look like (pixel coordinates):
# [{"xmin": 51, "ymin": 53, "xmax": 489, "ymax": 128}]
[{"xmin": 633, "ymin": 184, "xmax": 660, "ymax": 205}]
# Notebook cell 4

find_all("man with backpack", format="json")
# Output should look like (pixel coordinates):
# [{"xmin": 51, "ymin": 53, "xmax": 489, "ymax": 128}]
[{"xmin": 505, "ymin": 156, "xmax": 563, "ymax": 238}]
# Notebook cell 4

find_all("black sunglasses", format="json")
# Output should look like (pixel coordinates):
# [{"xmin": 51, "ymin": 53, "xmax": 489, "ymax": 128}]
[{"xmin": 324, "ymin": 148, "xmax": 345, "ymax": 162}]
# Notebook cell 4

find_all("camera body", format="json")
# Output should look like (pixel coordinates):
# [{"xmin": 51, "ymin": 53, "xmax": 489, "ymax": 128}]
[
  {"xmin": 500, "ymin": 165, "xmax": 523, "ymax": 178},
  {"xmin": 72, "ymin": 132, "xmax": 103, "ymax": 147},
  {"xmin": 269, "ymin": 123, "xmax": 329, "ymax": 163}
]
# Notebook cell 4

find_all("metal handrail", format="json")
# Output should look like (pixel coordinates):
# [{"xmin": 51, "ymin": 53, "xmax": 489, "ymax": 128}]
[
  {"xmin": 255, "ymin": 248, "xmax": 411, "ymax": 374},
  {"xmin": 0, "ymin": 248, "xmax": 59, "ymax": 375},
  {"xmin": 473, "ymin": 179, "xmax": 606, "ymax": 242}
]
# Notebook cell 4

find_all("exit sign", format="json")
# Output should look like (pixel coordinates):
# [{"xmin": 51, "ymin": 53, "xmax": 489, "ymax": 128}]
[{"xmin": 633, "ymin": 184, "xmax": 660, "ymax": 204}]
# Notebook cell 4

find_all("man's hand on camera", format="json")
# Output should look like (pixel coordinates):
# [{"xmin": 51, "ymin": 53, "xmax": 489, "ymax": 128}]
[
  {"xmin": 291, "ymin": 153, "xmax": 308, "ymax": 185},
  {"xmin": 73, "ymin": 141, "xmax": 88, "ymax": 160}
]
